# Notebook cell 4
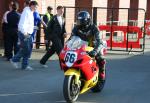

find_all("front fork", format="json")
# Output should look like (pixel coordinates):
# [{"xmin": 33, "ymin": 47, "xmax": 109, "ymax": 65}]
[{"xmin": 64, "ymin": 68, "xmax": 81, "ymax": 88}]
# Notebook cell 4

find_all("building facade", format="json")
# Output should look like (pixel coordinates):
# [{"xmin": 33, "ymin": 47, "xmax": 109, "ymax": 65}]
[{"xmin": 0, "ymin": 0, "xmax": 150, "ymax": 45}]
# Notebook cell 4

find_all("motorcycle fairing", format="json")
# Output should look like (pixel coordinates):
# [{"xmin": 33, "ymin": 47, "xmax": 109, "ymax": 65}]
[
  {"xmin": 64, "ymin": 68, "xmax": 99, "ymax": 94},
  {"xmin": 60, "ymin": 46, "xmax": 99, "ymax": 81}
]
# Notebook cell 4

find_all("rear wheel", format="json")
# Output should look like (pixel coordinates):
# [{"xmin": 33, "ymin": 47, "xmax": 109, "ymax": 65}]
[
  {"xmin": 63, "ymin": 75, "xmax": 80, "ymax": 103},
  {"xmin": 91, "ymin": 64, "xmax": 106, "ymax": 93}
]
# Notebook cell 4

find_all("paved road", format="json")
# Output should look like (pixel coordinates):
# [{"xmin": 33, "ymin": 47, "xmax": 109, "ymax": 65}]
[{"xmin": 0, "ymin": 50, "xmax": 150, "ymax": 103}]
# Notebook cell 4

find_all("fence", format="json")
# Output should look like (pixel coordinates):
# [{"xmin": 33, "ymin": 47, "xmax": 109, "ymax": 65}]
[
  {"xmin": 94, "ymin": 7, "xmax": 146, "ymax": 53},
  {"xmin": 35, "ymin": 7, "xmax": 146, "ymax": 53}
]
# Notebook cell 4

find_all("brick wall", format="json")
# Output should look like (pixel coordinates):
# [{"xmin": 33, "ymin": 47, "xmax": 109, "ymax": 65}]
[
  {"xmin": 1, "ymin": 0, "xmax": 150, "ymax": 46},
  {"xmin": 75, "ymin": 0, "xmax": 92, "ymax": 15},
  {"xmin": 146, "ymin": 0, "xmax": 150, "ymax": 19},
  {"xmin": 0, "ymin": 0, "xmax": 7, "ymax": 46},
  {"xmin": 37, "ymin": 0, "xmax": 75, "ymax": 15},
  {"xmin": 107, "ymin": 0, "xmax": 120, "ymax": 23},
  {"xmin": 118, "ymin": 0, "xmax": 130, "ymax": 26},
  {"xmin": 93, "ymin": 0, "xmax": 108, "ymax": 24}
]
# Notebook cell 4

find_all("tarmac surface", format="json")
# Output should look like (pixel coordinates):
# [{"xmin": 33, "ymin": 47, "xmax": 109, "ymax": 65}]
[{"xmin": 0, "ymin": 44, "xmax": 150, "ymax": 103}]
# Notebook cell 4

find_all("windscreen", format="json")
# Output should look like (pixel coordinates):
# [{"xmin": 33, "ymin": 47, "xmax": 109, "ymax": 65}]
[{"xmin": 66, "ymin": 36, "xmax": 88, "ymax": 50}]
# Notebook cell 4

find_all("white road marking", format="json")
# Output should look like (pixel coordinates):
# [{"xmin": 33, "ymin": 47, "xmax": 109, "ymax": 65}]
[{"xmin": 0, "ymin": 91, "xmax": 53, "ymax": 97}]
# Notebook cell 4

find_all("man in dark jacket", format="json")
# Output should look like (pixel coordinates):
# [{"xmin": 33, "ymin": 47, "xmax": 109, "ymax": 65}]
[
  {"xmin": 6, "ymin": 2, "xmax": 20, "ymax": 61},
  {"xmin": 43, "ymin": 6, "xmax": 53, "ymax": 50},
  {"xmin": 40, "ymin": 6, "xmax": 67, "ymax": 67},
  {"xmin": 1, "ymin": 1, "xmax": 13, "ymax": 58}
]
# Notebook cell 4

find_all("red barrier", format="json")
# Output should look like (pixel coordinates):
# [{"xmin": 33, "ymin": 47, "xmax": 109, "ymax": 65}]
[{"xmin": 99, "ymin": 25, "xmax": 143, "ymax": 48}]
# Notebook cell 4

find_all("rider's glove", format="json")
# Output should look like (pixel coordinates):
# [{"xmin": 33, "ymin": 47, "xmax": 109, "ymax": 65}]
[{"xmin": 88, "ymin": 50, "xmax": 97, "ymax": 57}]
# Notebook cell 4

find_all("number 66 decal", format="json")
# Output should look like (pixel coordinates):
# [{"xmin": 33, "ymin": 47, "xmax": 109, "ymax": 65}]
[{"xmin": 64, "ymin": 51, "xmax": 77, "ymax": 67}]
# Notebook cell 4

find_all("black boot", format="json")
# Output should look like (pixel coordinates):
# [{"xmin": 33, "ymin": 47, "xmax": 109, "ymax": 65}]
[{"xmin": 96, "ymin": 56, "xmax": 106, "ymax": 80}]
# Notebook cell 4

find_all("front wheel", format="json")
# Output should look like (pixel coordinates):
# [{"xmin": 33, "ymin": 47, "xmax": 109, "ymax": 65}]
[
  {"xmin": 91, "ymin": 64, "xmax": 106, "ymax": 93},
  {"xmin": 63, "ymin": 75, "xmax": 80, "ymax": 103}
]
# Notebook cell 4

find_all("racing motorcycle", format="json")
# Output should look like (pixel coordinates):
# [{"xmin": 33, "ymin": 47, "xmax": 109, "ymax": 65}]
[{"xmin": 59, "ymin": 36, "xmax": 107, "ymax": 103}]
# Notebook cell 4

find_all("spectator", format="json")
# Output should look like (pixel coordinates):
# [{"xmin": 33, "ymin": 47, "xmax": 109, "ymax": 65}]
[
  {"xmin": 23, "ymin": 0, "xmax": 47, "ymax": 58},
  {"xmin": 29, "ymin": 10, "xmax": 47, "ymax": 57},
  {"xmin": 24, "ymin": 0, "xmax": 30, "ymax": 7},
  {"xmin": 1, "ymin": 1, "xmax": 13, "ymax": 59},
  {"xmin": 6, "ymin": 1, "xmax": 20, "ymax": 61},
  {"xmin": 43, "ymin": 6, "xmax": 53, "ymax": 51},
  {"xmin": 10, "ymin": 1, "xmax": 38, "ymax": 70},
  {"xmin": 40, "ymin": 6, "xmax": 67, "ymax": 68}
]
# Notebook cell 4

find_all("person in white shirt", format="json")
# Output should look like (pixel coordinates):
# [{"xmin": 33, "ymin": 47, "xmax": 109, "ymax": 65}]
[{"xmin": 10, "ymin": 1, "xmax": 38, "ymax": 70}]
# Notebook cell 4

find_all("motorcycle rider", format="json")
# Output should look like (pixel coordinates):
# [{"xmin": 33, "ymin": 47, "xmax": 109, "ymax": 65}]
[{"xmin": 71, "ymin": 11, "xmax": 106, "ymax": 79}]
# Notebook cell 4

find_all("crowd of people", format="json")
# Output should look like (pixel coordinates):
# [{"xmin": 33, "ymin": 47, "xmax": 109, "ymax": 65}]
[
  {"xmin": 1, "ymin": 0, "xmax": 105, "ymax": 73},
  {"xmin": 1, "ymin": 0, "xmax": 67, "ymax": 70}
]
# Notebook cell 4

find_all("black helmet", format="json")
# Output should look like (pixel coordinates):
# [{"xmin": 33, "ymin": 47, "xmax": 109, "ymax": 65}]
[{"xmin": 76, "ymin": 11, "xmax": 91, "ymax": 28}]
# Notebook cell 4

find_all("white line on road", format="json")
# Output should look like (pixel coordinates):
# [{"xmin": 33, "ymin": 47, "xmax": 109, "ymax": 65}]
[
  {"xmin": 0, "ymin": 91, "xmax": 53, "ymax": 97},
  {"xmin": 56, "ymin": 101, "xmax": 96, "ymax": 103}
]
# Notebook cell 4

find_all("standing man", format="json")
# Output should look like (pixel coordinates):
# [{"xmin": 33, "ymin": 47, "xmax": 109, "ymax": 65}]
[
  {"xmin": 28, "ymin": 10, "xmax": 47, "ymax": 57},
  {"xmin": 23, "ymin": 0, "xmax": 47, "ymax": 58},
  {"xmin": 24, "ymin": 0, "xmax": 30, "ymax": 7},
  {"xmin": 1, "ymin": 1, "xmax": 13, "ymax": 59},
  {"xmin": 10, "ymin": 1, "xmax": 38, "ymax": 70},
  {"xmin": 6, "ymin": 1, "xmax": 20, "ymax": 61},
  {"xmin": 32, "ymin": 10, "xmax": 47, "ymax": 43},
  {"xmin": 40, "ymin": 6, "xmax": 67, "ymax": 67},
  {"xmin": 43, "ymin": 6, "xmax": 53, "ymax": 51}
]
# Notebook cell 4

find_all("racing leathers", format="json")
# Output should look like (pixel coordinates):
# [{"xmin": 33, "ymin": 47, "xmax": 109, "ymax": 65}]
[{"xmin": 71, "ymin": 24, "xmax": 105, "ymax": 77}]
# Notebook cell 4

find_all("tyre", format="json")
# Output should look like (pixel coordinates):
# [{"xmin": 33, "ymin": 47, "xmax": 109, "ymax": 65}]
[
  {"xmin": 91, "ymin": 64, "xmax": 106, "ymax": 93},
  {"xmin": 63, "ymin": 75, "xmax": 80, "ymax": 103}
]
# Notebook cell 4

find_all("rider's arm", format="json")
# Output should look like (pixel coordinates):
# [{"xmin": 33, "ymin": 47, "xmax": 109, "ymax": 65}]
[{"xmin": 92, "ymin": 25, "xmax": 102, "ymax": 53}]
